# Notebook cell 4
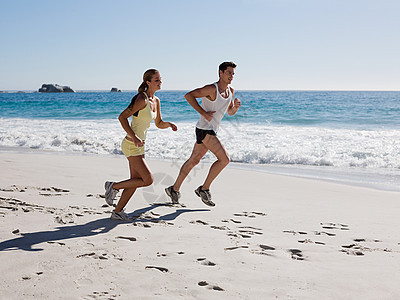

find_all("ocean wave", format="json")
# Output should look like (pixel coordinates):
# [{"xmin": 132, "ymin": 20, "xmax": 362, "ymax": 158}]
[{"xmin": 1, "ymin": 118, "xmax": 399, "ymax": 171}]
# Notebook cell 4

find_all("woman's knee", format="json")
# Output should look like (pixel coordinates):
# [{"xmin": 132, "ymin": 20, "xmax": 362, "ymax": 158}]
[{"xmin": 142, "ymin": 173, "xmax": 154, "ymax": 187}]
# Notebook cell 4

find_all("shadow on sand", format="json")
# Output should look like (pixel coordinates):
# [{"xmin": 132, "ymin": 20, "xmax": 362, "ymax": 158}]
[{"xmin": 0, "ymin": 203, "xmax": 210, "ymax": 252}]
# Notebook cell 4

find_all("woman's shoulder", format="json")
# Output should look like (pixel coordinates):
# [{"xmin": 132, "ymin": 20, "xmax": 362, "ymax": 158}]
[{"xmin": 136, "ymin": 92, "xmax": 148, "ymax": 104}]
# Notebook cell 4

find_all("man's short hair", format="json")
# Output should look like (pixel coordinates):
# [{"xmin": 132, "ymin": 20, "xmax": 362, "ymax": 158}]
[{"xmin": 219, "ymin": 62, "xmax": 237, "ymax": 73}]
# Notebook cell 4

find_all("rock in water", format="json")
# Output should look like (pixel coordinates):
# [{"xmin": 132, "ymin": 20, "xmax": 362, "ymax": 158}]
[{"xmin": 38, "ymin": 84, "xmax": 75, "ymax": 93}]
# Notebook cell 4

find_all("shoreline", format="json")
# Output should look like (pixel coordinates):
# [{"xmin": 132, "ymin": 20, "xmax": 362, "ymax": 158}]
[{"xmin": 2, "ymin": 146, "xmax": 399, "ymax": 193}]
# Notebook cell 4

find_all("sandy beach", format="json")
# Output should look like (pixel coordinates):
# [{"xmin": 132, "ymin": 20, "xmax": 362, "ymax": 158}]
[{"xmin": 1, "ymin": 150, "xmax": 399, "ymax": 299}]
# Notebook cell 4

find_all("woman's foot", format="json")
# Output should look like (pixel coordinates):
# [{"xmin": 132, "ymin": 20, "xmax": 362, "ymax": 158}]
[
  {"xmin": 111, "ymin": 209, "xmax": 131, "ymax": 221},
  {"xmin": 105, "ymin": 181, "xmax": 119, "ymax": 205}
]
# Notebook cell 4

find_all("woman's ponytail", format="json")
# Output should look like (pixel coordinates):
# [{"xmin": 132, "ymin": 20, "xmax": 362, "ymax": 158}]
[
  {"xmin": 128, "ymin": 69, "xmax": 159, "ymax": 112},
  {"xmin": 128, "ymin": 81, "xmax": 147, "ymax": 111},
  {"xmin": 138, "ymin": 81, "xmax": 148, "ymax": 94}
]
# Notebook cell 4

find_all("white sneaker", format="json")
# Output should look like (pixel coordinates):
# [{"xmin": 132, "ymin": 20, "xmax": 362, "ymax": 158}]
[
  {"xmin": 111, "ymin": 210, "xmax": 131, "ymax": 221},
  {"xmin": 104, "ymin": 181, "xmax": 118, "ymax": 206}
]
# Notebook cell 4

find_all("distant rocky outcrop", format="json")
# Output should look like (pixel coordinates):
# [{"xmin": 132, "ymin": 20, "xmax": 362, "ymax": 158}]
[
  {"xmin": 111, "ymin": 87, "xmax": 122, "ymax": 92},
  {"xmin": 38, "ymin": 84, "xmax": 76, "ymax": 93}
]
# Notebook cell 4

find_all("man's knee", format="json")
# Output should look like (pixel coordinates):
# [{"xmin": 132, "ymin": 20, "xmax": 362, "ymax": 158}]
[
  {"xmin": 220, "ymin": 154, "xmax": 230, "ymax": 166},
  {"xmin": 188, "ymin": 155, "xmax": 202, "ymax": 167}
]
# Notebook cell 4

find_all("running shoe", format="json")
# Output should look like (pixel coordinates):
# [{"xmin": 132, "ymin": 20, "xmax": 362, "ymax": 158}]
[
  {"xmin": 195, "ymin": 186, "xmax": 215, "ymax": 207},
  {"xmin": 104, "ymin": 181, "xmax": 118, "ymax": 206},
  {"xmin": 111, "ymin": 209, "xmax": 131, "ymax": 221},
  {"xmin": 165, "ymin": 185, "xmax": 181, "ymax": 204}
]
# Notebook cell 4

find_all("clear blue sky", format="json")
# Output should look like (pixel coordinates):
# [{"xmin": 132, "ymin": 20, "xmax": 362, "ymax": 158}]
[{"xmin": 1, "ymin": 0, "xmax": 399, "ymax": 91}]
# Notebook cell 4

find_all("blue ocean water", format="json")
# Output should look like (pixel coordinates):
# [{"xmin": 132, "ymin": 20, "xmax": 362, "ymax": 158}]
[
  {"xmin": 1, "ymin": 90, "xmax": 400, "ymax": 191},
  {"xmin": 1, "ymin": 91, "xmax": 400, "ymax": 128}
]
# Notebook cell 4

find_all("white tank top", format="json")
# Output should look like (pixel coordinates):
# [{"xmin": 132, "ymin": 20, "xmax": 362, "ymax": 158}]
[{"xmin": 196, "ymin": 83, "xmax": 232, "ymax": 132}]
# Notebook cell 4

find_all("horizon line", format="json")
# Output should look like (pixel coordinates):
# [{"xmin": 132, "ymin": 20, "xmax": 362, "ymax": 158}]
[{"xmin": 1, "ymin": 89, "xmax": 400, "ymax": 93}]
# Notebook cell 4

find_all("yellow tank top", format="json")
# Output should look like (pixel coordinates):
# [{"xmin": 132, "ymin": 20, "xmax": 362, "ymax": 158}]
[{"xmin": 129, "ymin": 93, "xmax": 157, "ymax": 141}]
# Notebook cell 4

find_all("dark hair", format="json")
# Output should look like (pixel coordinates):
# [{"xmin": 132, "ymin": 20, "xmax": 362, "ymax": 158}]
[
  {"xmin": 128, "ymin": 69, "xmax": 159, "ymax": 115},
  {"xmin": 219, "ymin": 61, "xmax": 237, "ymax": 73}
]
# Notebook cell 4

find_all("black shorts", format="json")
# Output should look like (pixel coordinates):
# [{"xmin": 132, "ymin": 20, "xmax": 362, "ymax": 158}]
[{"xmin": 196, "ymin": 127, "xmax": 216, "ymax": 144}]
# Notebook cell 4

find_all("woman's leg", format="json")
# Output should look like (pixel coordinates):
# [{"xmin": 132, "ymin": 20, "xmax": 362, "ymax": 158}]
[{"xmin": 114, "ymin": 155, "xmax": 153, "ymax": 212}]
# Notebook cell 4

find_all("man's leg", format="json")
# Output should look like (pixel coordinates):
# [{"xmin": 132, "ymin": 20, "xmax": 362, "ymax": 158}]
[
  {"xmin": 173, "ymin": 142, "xmax": 208, "ymax": 192},
  {"xmin": 201, "ymin": 134, "xmax": 230, "ymax": 190}
]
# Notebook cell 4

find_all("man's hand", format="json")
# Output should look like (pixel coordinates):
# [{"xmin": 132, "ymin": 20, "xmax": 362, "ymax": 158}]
[
  {"xmin": 234, "ymin": 98, "xmax": 241, "ymax": 108},
  {"xmin": 203, "ymin": 110, "xmax": 216, "ymax": 122}
]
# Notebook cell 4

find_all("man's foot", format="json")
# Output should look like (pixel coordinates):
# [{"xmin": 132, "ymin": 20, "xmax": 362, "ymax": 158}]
[
  {"xmin": 165, "ymin": 186, "xmax": 181, "ymax": 204},
  {"xmin": 195, "ymin": 186, "xmax": 215, "ymax": 207},
  {"xmin": 111, "ymin": 209, "xmax": 131, "ymax": 221},
  {"xmin": 104, "ymin": 181, "xmax": 118, "ymax": 206}
]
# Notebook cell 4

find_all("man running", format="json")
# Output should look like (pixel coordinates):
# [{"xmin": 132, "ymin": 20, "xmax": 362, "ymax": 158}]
[{"xmin": 166, "ymin": 62, "xmax": 241, "ymax": 206}]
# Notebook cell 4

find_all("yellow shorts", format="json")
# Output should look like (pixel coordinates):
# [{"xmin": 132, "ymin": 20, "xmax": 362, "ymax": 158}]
[{"xmin": 121, "ymin": 138, "xmax": 145, "ymax": 157}]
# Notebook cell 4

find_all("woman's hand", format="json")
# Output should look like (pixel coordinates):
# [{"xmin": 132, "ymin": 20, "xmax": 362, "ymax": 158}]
[{"xmin": 133, "ymin": 136, "xmax": 145, "ymax": 147}]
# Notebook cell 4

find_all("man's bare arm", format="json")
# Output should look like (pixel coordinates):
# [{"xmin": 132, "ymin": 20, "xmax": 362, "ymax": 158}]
[{"xmin": 184, "ymin": 84, "xmax": 216, "ymax": 121}]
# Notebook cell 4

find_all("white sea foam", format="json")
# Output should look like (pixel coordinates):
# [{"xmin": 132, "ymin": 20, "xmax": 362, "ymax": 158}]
[
  {"xmin": 1, "ymin": 118, "xmax": 399, "ymax": 170},
  {"xmin": 1, "ymin": 118, "xmax": 399, "ymax": 190}
]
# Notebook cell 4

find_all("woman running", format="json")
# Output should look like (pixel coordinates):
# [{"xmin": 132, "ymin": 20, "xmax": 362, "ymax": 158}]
[{"xmin": 105, "ymin": 69, "xmax": 177, "ymax": 220}]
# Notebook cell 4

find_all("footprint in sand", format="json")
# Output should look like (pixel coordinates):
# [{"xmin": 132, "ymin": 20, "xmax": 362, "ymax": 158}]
[
  {"xmin": 340, "ymin": 248, "xmax": 365, "ymax": 256},
  {"xmin": 198, "ymin": 281, "xmax": 224, "ymax": 291},
  {"xmin": 320, "ymin": 222, "xmax": 349, "ymax": 230},
  {"xmin": 157, "ymin": 251, "xmax": 185, "ymax": 257},
  {"xmin": 76, "ymin": 252, "xmax": 108, "ymax": 260},
  {"xmin": 233, "ymin": 211, "xmax": 267, "ymax": 218},
  {"xmin": 224, "ymin": 245, "xmax": 249, "ymax": 251},
  {"xmin": 230, "ymin": 218, "xmax": 242, "ymax": 224},
  {"xmin": 145, "ymin": 266, "xmax": 169, "ymax": 273},
  {"xmin": 197, "ymin": 258, "xmax": 216, "ymax": 266},
  {"xmin": 314, "ymin": 231, "xmax": 336, "ymax": 237},
  {"xmin": 47, "ymin": 241, "xmax": 66, "ymax": 246},
  {"xmin": 259, "ymin": 244, "xmax": 276, "ymax": 251},
  {"xmin": 2, "ymin": 185, "xmax": 69, "ymax": 195},
  {"xmin": 1, "ymin": 185, "xmax": 26, "ymax": 192},
  {"xmin": 341, "ymin": 240, "xmax": 392, "ymax": 255},
  {"xmin": 132, "ymin": 223, "xmax": 152, "ymax": 228},
  {"xmin": 116, "ymin": 236, "xmax": 136, "ymax": 242},
  {"xmin": 190, "ymin": 219, "xmax": 209, "ymax": 225},
  {"xmin": 283, "ymin": 230, "xmax": 308, "ymax": 235},
  {"xmin": 353, "ymin": 238, "xmax": 381, "ymax": 243},
  {"xmin": 76, "ymin": 252, "xmax": 123, "ymax": 261},
  {"xmin": 1, "ymin": 197, "xmax": 105, "ymax": 218},
  {"xmin": 227, "ymin": 226, "xmax": 263, "ymax": 240},
  {"xmin": 39, "ymin": 186, "xmax": 70, "ymax": 197},
  {"xmin": 288, "ymin": 249, "xmax": 305, "ymax": 260},
  {"xmin": 238, "ymin": 229, "xmax": 263, "ymax": 236},
  {"xmin": 222, "ymin": 218, "xmax": 242, "ymax": 224},
  {"xmin": 54, "ymin": 214, "xmax": 75, "ymax": 224},
  {"xmin": 210, "ymin": 225, "xmax": 230, "ymax": 231},
  {"xmin": 89, "ymin": 291, "xmax": 118, "ymax": 299},
  {"xmin": 298, "ymin": 239, "xmax": 326, "ymax": 245},
  {"xmin": 251, "ymin": 244, "xmax": 276, "ymax": 256}
]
